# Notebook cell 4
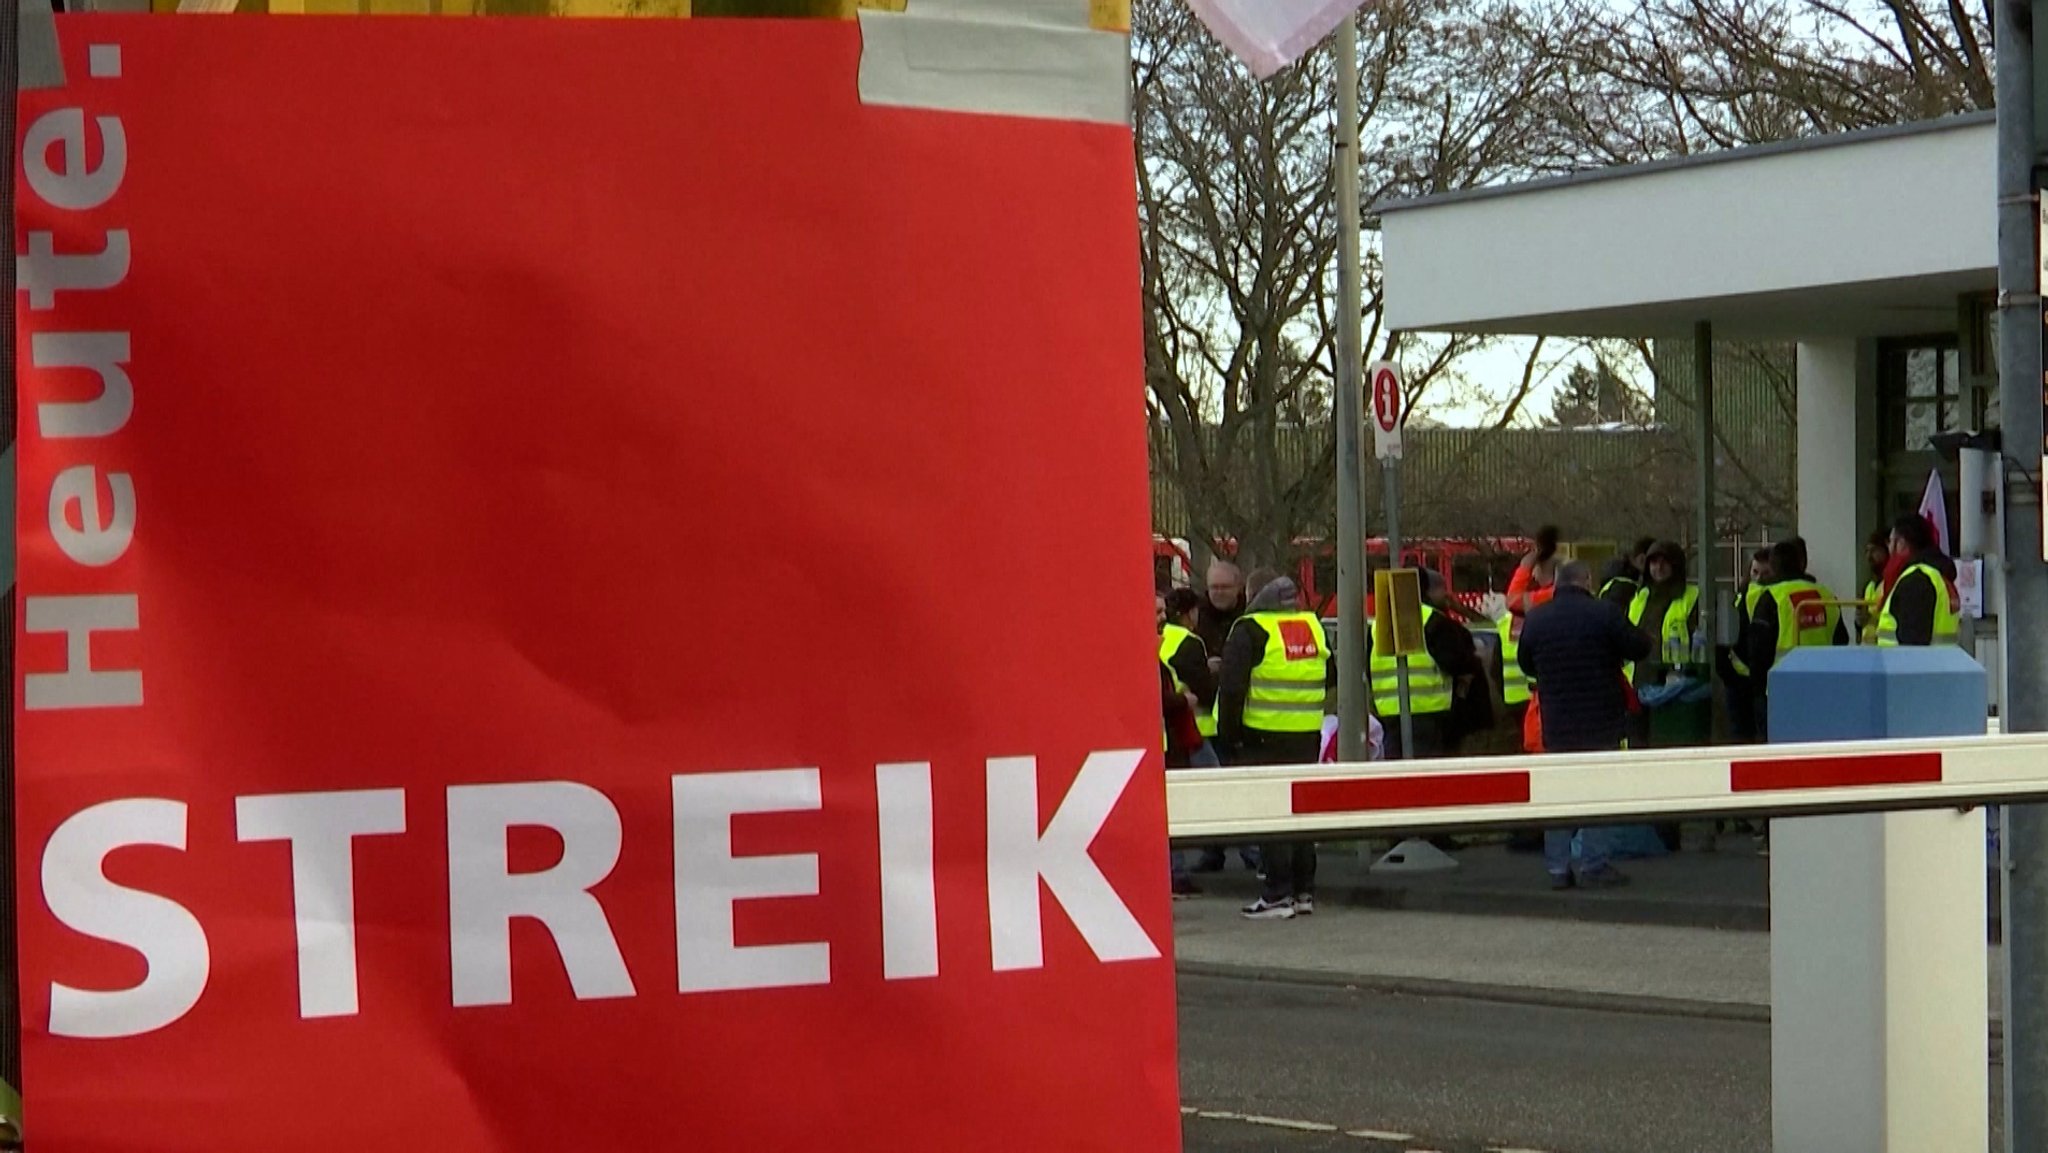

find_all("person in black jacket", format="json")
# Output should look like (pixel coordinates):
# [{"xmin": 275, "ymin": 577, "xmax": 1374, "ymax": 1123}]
[
  {"xmin": 1881, "ymin": 514, "xmax": 1960, "ymax": 646},
  {"xmin": 1739, "ymin": 539, "xmax": 1850, "ymax": 721},
  {"xmin": 1598, "ymin": 536, "xmax": 1656, "ymax": 610},
  {"xmin": 1216, "ymin": 572, "xmax": 1334, "ymax": 918},
  {"xmin": 1518, "ymin": 561, "xmax": 1653, "ymax": 888},
  {"xmin": 1193, "ymin": 561, "xmax": 1246, "ymax": 658},
  {"xmin": 1424, "ymin": 570, "xmax": 1492, "ymax": 757},
  {"xmin": 1161, "ymin": 588, "xmax": 1220, "ymax": 761}
]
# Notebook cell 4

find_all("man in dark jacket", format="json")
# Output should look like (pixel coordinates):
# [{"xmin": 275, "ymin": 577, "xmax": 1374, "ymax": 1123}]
[
  {"xmin": 1598, "ymin": 536, "xmax": 1656, "ymax": 610},
  {"xmin": 1161, "ymin": 661, "xmax": 1201, "ymax": 897},
  {"xmin": 1423, "ymin": 569, "xmax": 1491, "ymax": 756},
  {"xmin": 1216, "ymin": 572, "xmax": 1334, "ymax": 919},
  {"xmin": 1160, "ymin": 588, "xmax": 1220, "ymax": 762},
  {"xmin": 1519, "ymin": 561, "xmax": 1653, "ymax": 888},
  {"xmin": 1880, "ymin": 514, "xmax": 1960, "ymax": 646},
  {"xmin": 1193, "ymin": 560, "xmax": 1246, "ymax": 657},
  {"xmin": 1740, "ymin": 538, "xmax": 1849, "ymax": 732},
  {"xmin": 1628, "ymin": 540, "xmax": 1700, "ymax": 684}
]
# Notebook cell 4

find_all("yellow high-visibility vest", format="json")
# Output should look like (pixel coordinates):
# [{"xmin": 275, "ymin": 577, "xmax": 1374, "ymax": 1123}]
[
  {"xmin": 1728, "ymin": 581, "xmax": 1770, "ymax": 677},
  {"xmin": 1370, "ymin": 606, "xmax": 1452, "ymax": 716},
  {"xmin": 1159, "ymin": 623, "xmax": 1216, "ymax": 738},
  {"xmin": 1496, "ymin": 615, "xmax": 1530, "ymax": 706},
  {"xmin": 1241, "ymin": 612, "xmax": 1328, "ymax": 734},
  {"xmin": 1876, "ymin": 565, "xmax": 1959, "ymax": 647},
  {"xmin": 1769, "ymin": 578, "xmax": 1840, "ymax": 657},
  {"xmin": 1626, "ymin": 584, "xmax": 1700, "ymax": 682}
]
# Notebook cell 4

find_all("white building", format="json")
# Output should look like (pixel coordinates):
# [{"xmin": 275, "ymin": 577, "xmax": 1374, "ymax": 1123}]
[{"xmin": 1378, "ymin": 111, "xmax": 2002, "ymax": 689}]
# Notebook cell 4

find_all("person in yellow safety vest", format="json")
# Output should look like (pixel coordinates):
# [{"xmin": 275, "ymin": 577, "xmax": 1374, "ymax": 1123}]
[
  {"xmin": 1371, "ymin": 568, "xmax": 1488, "ymax": 760},
  {"xmin": 1857, "ymin": 530, "xmax": 1890, "ymax": 645},
  {"xmin": 1158, "ymin": 588, "xmax": 1221, "ymax": 767},
  {"xmin": 1157, "ymin": 650, "xmax": 1204, "ymax": 898},
  {"xmin": 1740, "ymin": 538, "xmax": 1848, "ymax": 741},
  {"xmin": 1877, "ymin": 513, "xmax": 1960, "ymax": 647},
  {"xmin": 1214, "ymin": 571, "xmax": 1332, "ymax": 921},
  {"xmin": 1497, "ymin": 613, "xmax": 1531, "ymax": 711},
  {"xmin": 1597, "ymin": 537, "xmax": 1656, "ymax": 611},
  {"xmin": 1625, "ymin": 540, "xmax": 1700, "ymax": 687},
  {"xmin": 1719, "ymin": 548, "xmax": 1774, "ymax": 745}
]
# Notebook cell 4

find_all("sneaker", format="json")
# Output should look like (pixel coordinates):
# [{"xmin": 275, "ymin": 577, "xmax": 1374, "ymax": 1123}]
[
  {"xmin": 1549, "ymin": 872, "xmax": 1576, "ymax": 891},
  {"xmin": 1292, "ymin": 894, "xmax": 1315, "ymax": 916},
  {"xmin": 1171, "ymin": 879, "xmax": 1203, "ymax": 899},
  {"xmin": 1240, "ymin": 897, "xmax": 1296, "ymax": 920},
  {"xmin": 1576, "ymin": 866, "xmax": 1630, "ymax": 888}
]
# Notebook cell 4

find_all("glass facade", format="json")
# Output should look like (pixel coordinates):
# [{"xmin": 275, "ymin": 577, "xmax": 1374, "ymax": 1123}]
[{"xmin": 1881, "ymin": 338, "xmax": 1966, "ymax": 453}]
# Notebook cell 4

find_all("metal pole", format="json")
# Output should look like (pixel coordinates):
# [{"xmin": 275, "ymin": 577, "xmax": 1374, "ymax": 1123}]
[
  {"xmin": 1385, "ymin": 462, "xmax": 1414, "ymax": 758},
  {"xmin": 1995, "ymin": 0, "xmax": 2048, "ymax": 1140},
  {"xmin": 1331, "ymin": 17, "xmax": 1369, "ymax": 764},
  {"xmin": 1961, "ymin": 446, "xmax": 1988, "ymax": 658},
  {"xmin": 1694, "ymin": 322, "xmax": 1716, "ymax": 664}
]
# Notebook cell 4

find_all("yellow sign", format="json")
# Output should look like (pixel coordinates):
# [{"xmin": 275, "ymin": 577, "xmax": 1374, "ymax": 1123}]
[{"xmin": 1373, "ymin": 568, "xmax": 1425, "ymax": 657}]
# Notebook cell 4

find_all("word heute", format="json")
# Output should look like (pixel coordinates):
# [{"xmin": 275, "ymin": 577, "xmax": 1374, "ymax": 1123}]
[{"xmin": 19, "ymin": 43, "xmax": 145, "ymax": 714}]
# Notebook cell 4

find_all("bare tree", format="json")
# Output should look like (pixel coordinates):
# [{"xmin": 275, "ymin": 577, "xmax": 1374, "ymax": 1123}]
[
  {"xmin": 1529, "ymin": 0, "xmax": 1988, "ymax": 166},
  {"xmin": 1138, "ymin": 0, "xmax": 1570, "ymax": 565}
]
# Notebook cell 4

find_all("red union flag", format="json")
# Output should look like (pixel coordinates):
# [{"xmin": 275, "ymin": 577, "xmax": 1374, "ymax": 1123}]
[{"xmin": 12, "ymin": 14, "xmax": 1178, "ymax": 1152}]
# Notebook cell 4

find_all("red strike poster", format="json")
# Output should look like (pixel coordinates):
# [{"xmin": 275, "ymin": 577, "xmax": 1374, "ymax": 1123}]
[{"xmin": 12, "ymin": 14, "xmax": 1178, "ymax": 1152}]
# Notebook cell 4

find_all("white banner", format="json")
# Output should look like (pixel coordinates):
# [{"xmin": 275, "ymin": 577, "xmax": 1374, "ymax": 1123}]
[{"xmin": 1183, "ymin": 0, "xmax": 1366, "ymax": 78}]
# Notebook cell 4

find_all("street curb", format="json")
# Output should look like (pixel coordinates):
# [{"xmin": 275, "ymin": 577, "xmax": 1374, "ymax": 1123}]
[
  {"xmin": 1177, "ymin": 961, "xmax": 2009, "ymax": 1059},
  {"xmin": 1191, "ymin": 872, "xmax": 1772, "ymax": 933},
  {"xmin": 1175, "ymin": 960, "xmax": 1773, "ymax": 1024},
  {"xmin": 1193, "ymin": 873, "xmax": 2012, "ymax": 940}
]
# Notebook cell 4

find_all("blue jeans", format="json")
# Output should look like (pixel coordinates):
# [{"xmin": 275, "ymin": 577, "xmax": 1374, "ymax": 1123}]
[{"xmin": 1545, "ymin": 827, "xmax": 1611, "ymax": 877}]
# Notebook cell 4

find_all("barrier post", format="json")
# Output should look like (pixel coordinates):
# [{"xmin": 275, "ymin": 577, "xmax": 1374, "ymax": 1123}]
[{"xmin": 1768, "ymin": 647, "xmax": 1988, "ymax": 1153}]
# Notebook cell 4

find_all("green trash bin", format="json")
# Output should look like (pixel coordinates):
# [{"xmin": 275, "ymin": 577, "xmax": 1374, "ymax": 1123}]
[{"xmin": 1642, "ymin": 663, "xmax": 1714, "ymax": 747}]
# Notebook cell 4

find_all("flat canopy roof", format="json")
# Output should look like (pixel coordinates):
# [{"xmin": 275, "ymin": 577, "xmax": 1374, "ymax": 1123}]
[{"xmin": 1377, "ymin": 113, "xmax": 1994, "ymax": 339}]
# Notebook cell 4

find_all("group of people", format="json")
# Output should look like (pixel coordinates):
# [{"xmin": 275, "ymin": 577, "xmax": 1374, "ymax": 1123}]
[{"xmin": 1158, "ymin": 516, "xmax": 1964, "ymax": 914}]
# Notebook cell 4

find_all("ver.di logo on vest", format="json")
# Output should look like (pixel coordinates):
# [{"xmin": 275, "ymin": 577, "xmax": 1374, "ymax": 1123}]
[{"xmin": 1278, "ymin": 620, "xmax": 1322, "ymax": 661}]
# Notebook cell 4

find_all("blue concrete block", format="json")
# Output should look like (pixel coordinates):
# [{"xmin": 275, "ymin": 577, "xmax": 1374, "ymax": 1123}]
[{"xmin": 1767, "ymin": 647, "xmax": 1985, "ymax": 743}]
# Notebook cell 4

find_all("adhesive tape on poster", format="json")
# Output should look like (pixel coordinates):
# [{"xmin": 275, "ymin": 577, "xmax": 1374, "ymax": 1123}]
[
  {"xmin": 857, "ymin": 0, "xmax": 1130, "ymax": 125},
  {"xmin": 19, "ymin": 0, "xmax": 67, "ymax": 91}
]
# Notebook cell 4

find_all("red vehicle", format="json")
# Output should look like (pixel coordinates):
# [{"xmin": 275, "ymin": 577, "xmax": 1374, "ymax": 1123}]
[{"xmin": 1152, "ymin": 534, "xmax": 1532, "ymax": 616}]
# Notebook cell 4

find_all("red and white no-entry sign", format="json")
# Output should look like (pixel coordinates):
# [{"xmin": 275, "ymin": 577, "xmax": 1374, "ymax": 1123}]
[{"xmin": 1368, "ymin": 360, "xmax": 1403, "ymax": 460}]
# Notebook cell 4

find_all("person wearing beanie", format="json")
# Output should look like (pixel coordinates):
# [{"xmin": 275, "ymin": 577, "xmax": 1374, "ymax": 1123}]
[
  {"xmin": 1626, "ymin": 540, "xmax": 1701, "ymax": 686},
  {"xmin": 1215, "ymin": 571, "xmax": 1334, "ymax": 921}
]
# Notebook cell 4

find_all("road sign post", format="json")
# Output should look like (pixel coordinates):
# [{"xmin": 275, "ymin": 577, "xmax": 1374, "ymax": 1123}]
[
  {"xmin": 1368, "ymin": 361, "xmax": 1413, "ymax": 758},
  {"xmin": 1330, "ymin": 18, "xmax": 1369, "ymax": 765},
  {"xmin": 1999, "ymin": 2, "xmax": 2048, "ymax": 1143}
]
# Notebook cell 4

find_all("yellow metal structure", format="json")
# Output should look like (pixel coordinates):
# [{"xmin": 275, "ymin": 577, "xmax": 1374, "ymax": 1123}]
[{"xmin": 1373, "ymin": 568, "xmax": 1426, "ymax": 657}]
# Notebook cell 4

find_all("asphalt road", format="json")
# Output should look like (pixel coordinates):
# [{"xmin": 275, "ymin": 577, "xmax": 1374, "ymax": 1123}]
[{"xmin": 1179, "ymin": 972, "xmax": 1774, "ymax": 1153}]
